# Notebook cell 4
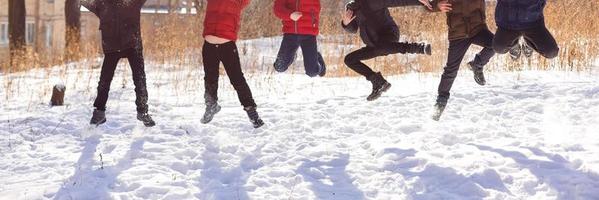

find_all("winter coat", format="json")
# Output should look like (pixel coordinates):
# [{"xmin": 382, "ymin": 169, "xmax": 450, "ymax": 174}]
[
  {"xmin": 203, "ymin": 0, "xmax": 251, "ymax": 41},
  {"xmin": 274, "ymin": 0, "xmax": 321, "ymax": 36},
  {"xmin": 495, "ymin": 0, "xmax": 546, "ymax": 30},
  {"xmin": 431, "ymin": 0, "xmax": 488, "ymax": 41},
  {"xmin": 342, "ymin": 0, "xmax": 422, "ymax": 47},
  {"xmin": 81, "ymin": 0, "xmax": 147, "ymax": 53}
]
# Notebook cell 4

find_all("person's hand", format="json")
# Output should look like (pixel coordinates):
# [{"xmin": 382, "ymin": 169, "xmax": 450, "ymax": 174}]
[
  {"xmin": 419, "ymin": 0, "xmax": 433, "ymax": 10},
  {"xmin": 438, "ymin": 0, "xmax": 452, "ymax": 12},
  {"xmin": 290, "ymin": 12, "xmax": 303, "ymax": 21},
  {"xmin": 342, "ymin": 9, "xmax": 356, "ymax": 26}
]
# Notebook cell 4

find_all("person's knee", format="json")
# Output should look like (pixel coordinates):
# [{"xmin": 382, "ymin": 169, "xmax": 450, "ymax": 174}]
[
  {"xmin": 543, "ymin": 47, "xmax": 559, "ymax": 59},
  {"xmin": 493, "ymin": 41, "xmax": 510, "ymax": 54},
  {"xmin": 344, "ymin": 55, "xmax": 357, "ymax": 67}
]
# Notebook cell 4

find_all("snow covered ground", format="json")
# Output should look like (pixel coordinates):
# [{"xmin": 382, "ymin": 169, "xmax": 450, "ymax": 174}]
[{"xmin": 1, "ymin": 59, "xmax": 599, "ymax": 200}]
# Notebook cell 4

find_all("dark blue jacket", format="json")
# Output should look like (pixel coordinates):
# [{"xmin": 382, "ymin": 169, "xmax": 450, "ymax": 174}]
[{"xmin": 495, "ymin": 0, "xmax": 547, "ymax": 30}]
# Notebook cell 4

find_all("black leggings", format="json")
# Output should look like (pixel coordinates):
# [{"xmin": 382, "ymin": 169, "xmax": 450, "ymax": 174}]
[
  {"xmin": 202, "ymin": 41, "xmax": 257, "ymax": 108},
  {"xmin": 437, "ymin": 29, "xmax": 496, "ymax": 102},
  {"xmin": 344, "ymin": 42, "xmax": 424, "ymax": 78},
  {"xmin": 93, "ymin": 48, "xmax": 149, "ymax": 113}
]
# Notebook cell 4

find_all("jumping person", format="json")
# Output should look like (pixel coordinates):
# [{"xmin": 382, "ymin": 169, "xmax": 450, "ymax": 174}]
[
  {"xmin": 342, "ymin": 0, "xmax": 432, "ymax": 101},
  {"xmin": 201, "ymin": 0, "xmax": 265, "ymax": 128},
  {"xmin": 82, "ymin": 0, "xmax": 155, "ymax": 127},
  {"xmin": 273, "ymin": 0, "xmax": 326, "ymax": 77},
  {"xmin": 493, "ymin": 0, "xmax": 559, "ymax": 60},
  {"xmin": 422, "ymin": 0, "xmax": 496, "ymax": 121}
]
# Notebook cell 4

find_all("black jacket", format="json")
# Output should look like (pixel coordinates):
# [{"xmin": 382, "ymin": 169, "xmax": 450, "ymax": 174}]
[
  {"xmin": 342, "ymin": 0, "xmax": 422, "ymax": 47},
  {"xmin": 82, "ymin": 0, "xmax": 147, "ymax": 53},
  {"xmin": 495, "ymin": 0, "xmax": 546, "ymax": 30}
]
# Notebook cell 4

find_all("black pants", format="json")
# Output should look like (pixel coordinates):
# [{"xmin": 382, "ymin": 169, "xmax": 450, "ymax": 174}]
[
  {"xmin": 93, "ymin": 48, "xmax": 149, "ymax": 113},
  {"xmin": 274, "ymin": 34, "xmax": 325, "ymax": 77},
  {"xmin": 344, "ymin": 42, "xmax": 424, "ymax": 78},
  {"xmin": 493, "ymin": 24, "xmax": 559, "ymax": 59},
  {"xmin": 202, "ymin": 41, "xmax": 257, "ymax": 108},
  {"xmin": 437, "ymin": 29, "xmax": 495, "ymax": 103}
]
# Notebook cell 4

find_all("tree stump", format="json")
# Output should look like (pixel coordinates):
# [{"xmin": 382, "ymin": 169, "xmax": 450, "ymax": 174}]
[{"xmin": 51, "ymin": 84, "xmax": 66, "ymax": 106}]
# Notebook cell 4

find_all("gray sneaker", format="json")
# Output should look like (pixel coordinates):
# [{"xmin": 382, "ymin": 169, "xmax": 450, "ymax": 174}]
[
  {"xmin": 137, "ymin": 112, "xmax": 156, "ymax": 127},
  {"xmin": 201, "ymin": 103, "xmax": 221, "ymax": 124}
]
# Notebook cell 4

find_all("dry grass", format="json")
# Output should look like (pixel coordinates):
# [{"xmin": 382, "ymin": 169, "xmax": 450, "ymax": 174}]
[{"xmin": 1, "ymin": 0, "xmax": 598, "ymax": 101}]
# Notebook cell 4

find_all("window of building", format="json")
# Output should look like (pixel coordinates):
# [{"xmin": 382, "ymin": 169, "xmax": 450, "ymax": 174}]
[
  {"xmin": 26, "ymin": 22, "xmax": 35, "ymax": 44},
  {"xmin": 45, "ymin": 23, "xmax": 53, "ymax": 48},
  {"xmin": 0, "ymin": 23, "xmax": 8, "ymax": 46}
]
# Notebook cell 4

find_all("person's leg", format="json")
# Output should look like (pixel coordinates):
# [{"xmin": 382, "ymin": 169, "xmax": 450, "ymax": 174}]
[
  {"xmin": 437, "ymin": 39, "xmax": 472, "ymax": 104},
  {"xmin": 202, "ymin": 42, "xmax": 221, "ymax": 105},
  {"xmin": 379, "ymin": 42, "xmax": 431, "ymax": 55},
  {"xmin": 273, "ymin": 34, "xmax": 300, "ymax": 73},
  {"xmin": 493, "ymin": 27, "xmax": 522, "ymax": 54},
  {"xmin": 299, "ymin": 35, "xmax": 325, "ymax": 77},
  {"xmin": 220, "ymin": 42, "xmax": 257, "ymax": 108},
  {"xmin": 470, "ymin": 29, "xmax": 496, "ymax": 69},
  {"xmin": 93, "ymin": 52, "xmax": 121, "ymax": 111},
  {"xmin": 522, "ymin": 24, "xmax": 559, "ymax": 59},
  {"xmin": 125, "ymin": 48, "xmax": 149, "ymax": 114},
  {"xmin": 343, "ymin": 47, "xmax": 383, "ymax": 78}
]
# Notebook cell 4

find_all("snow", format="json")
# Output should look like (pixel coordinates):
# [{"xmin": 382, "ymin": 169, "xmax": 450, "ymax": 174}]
[{"xmin": 1, "ymin": 58, "xmax": 599, "ymax": 199}]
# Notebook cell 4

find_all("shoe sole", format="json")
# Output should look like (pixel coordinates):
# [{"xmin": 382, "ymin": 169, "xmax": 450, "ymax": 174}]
[
  {"xmin": 90, "ymin": 118, "xmax": 107, "ymax": 127},
  {"xmin": 367, "ymin": 83, "xmax": 392, "ymax": 101}
]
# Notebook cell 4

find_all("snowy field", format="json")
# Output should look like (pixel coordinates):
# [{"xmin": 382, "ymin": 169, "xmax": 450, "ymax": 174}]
[{"xmin": 1, "ymin": 58, "xmax": 599, "ymax": 200}]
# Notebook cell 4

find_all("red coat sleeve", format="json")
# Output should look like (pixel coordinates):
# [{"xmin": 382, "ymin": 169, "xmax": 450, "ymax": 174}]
[{"xmin": 274, "ymin": 0, "xmax": 294, "ymax": 20}]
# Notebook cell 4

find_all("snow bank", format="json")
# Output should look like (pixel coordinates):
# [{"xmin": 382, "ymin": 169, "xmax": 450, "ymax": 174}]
[{"xmin": 1, "ymin": 61, "xmax": 599, "ymax": 199}]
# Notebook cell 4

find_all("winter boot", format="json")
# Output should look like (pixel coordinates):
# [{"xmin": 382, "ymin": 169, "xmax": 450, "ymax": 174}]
[
  {"xmin": 405, "ymin": 43, "xmax": 432, "ymax": 55},
  {"xmin": 468, "ymin": 61, "xmax": 486, "ymax": 86},
  {"xmin": 432, "ymin": 102, "xmax": 447, "ymax": 121},
  {"xmin": 366, "ymin": 72, "xmax": 392, "ymax": 101},
  {"xmin": 318, "ymin": 53, "xmax": 327, "ymax": 77},
  {"xmin": 522, "ymin": 42, "xmax": 534, "ymax": 58},
  {"xmin": 201, "ymin": 103, "xmax": 221, "ymax": 124},
  {"xmin": 509, "ymin": 43, "xmax": 522, "ymax": 60},
  {"xmin": 137, "ymin": 112, "xmax": 156, "ymax": 127},
  {"xmin": 244, "ymin": 106, "xmax": 265, "ymax": 128},
  {"xmin": 90, "ymin": 109, "xmax": 107, "ymax": 126}
]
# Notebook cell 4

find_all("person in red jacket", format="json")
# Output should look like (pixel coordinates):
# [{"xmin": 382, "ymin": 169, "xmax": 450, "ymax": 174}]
[
  {"xmin": 273, "ymin": 0, "xmax": 326, "ymax": 77},
  {"xmin": 201, "ymin": 0, "xmax": 264, "ymax": 128}
]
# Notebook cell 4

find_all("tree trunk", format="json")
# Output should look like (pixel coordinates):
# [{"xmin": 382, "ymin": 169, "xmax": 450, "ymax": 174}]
[
  {"xmin": 8, "ymin": 0, "xmax": 26, "ymax": 68},
  {"xmin": 51, "ymin": 84, "xmax": 66, "ymax": 106},
  {"xmin": 65, "ymin": 0, "xmax": 82, "ymax": 61}
]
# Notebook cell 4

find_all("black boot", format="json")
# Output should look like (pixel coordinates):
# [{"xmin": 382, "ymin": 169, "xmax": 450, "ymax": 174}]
[
  {"xmin": 201, "ymin": 103, "xmax": 221, "ymax": 124},
  {"xmin": 90, "ymin": 109, "xmax": 107, "ymax": 126},
  {"xmin": 432, "ymin": 101, "xmax": 447, "ymax": 121},
  {"xmin": 366, "ymin": 72, "xmax": 392, "ymax": 101},
  {"xmin": 137, "ymin": 112, "xmax": 156, "ymax": 127},
  {"xmin": 522, "ymin": 42, "xmax": 534, "ymax": 58},
  {"xmin": 468, "ymin": 61, "xmax": 486, "ymax": 86},
  {"xmin": 405, "ymin": 43, "xmax": 432, "ymax": 55},
  {"xmin": 509, "ymin": 42, "xmax": 522, "ymax": 60},
  {"xmin": 244, "ymin": 106, "xmax": 265, "ymax": 128}
]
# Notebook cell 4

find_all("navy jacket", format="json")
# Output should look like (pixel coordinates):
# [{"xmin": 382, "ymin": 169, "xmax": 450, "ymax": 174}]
[
  {"xmin": 81, "ymin": 0, "xmax": 147, "ymax": 53},
  {"xmin": 495, "ymin": 0, "xmax": 547, "ymax": 30},
  {"xmin": 342, "ymin": 0, "xmax": 422, "ymax": 47}
]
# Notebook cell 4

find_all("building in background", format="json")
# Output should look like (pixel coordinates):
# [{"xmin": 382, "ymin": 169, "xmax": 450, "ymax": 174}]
[{"xmin": 0, "ymin": 0, "xmax": 66, "ymax": 62}]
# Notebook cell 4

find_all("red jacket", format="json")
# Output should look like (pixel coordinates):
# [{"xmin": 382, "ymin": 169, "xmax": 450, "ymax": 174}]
[
  {"xmin": 203, "ymin": 0, "xmax": 250, "ymax": 41},
  {"xmin": 274, "ymin": 0, "xmax": 320, "ymax": 35}
]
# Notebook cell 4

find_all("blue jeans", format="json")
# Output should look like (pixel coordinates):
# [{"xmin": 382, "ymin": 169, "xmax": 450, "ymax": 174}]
[{"xmin": 274, "ymin": 34, "xmax": 325, "ymax": 77}]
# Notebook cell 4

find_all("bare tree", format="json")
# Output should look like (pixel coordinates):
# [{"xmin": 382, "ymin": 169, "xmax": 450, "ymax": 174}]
[
  {"xmin": 8, "ymin": 0, "xmax": 26, "ymax": 67},
  {"xmin": 65, "ymin": 0, "xmax": 82, "ymax": 61}
]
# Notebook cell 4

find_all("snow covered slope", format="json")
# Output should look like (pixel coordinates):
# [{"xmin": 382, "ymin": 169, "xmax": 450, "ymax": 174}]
[{"xmin": 1, "ymin": 65, "xmax": 599, "ymax": 199}]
